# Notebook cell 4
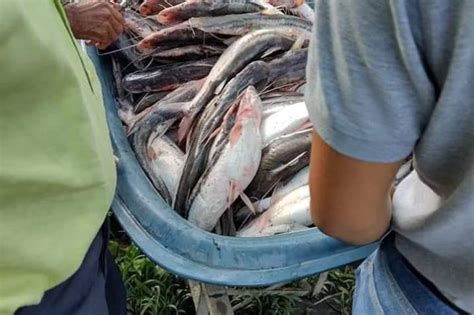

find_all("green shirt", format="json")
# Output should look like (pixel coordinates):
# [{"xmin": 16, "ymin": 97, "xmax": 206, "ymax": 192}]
[{"xmin": 0, "ymin": 1, "xmax": 116, "ymax": 314}]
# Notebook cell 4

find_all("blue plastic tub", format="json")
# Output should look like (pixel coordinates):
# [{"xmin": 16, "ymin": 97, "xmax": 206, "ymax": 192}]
[{"xmin": 87, "ymin": 47, "xmax": 377, "ymax": 287}]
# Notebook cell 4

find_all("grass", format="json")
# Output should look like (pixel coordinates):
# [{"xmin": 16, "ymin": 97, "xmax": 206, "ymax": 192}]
[
  {"xmin": 109, "ymin": 242, "xmax": 194, "ymax": 315},
  {"xmin": 109, "ymin": 240, "xmax": 357, "ymax": 315}
]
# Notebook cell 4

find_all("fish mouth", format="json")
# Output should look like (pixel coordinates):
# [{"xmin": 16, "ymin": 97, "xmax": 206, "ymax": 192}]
[
  {"xmin": 139, "ymin": 5, "xmax": 152, "ymax": 16},
  {"xmin": 157, "ymin": 12, "xmax": 176, "ymax": 25}
]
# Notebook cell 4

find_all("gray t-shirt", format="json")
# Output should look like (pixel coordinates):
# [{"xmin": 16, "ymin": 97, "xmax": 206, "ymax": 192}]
[{"xmin": 306, "ymin": 0, "xmax": 473, "ymax": 312}]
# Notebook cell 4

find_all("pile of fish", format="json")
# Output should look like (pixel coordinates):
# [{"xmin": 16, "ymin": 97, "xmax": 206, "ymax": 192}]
[{"xmin": 110, "ymin": 0, "xmax": 316, "ymax": 237}]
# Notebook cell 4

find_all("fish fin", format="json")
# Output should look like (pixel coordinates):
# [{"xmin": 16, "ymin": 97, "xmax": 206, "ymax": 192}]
[
  {"xmin": 203, "ymin": 126, "xmax": 222, "ymax": 146},
  {"xmin": 261, "ymin": 46, "xmax": 283, "ymax": 59},
  {"xmin": 271, "ymin": 181, "xmax": 284, "ymax": 204},
  {"xmin": 271, "ymin": 151, "xmax": 308, "ymax": 175},
  {"xmin": 297, "ymin": 119, "xmax": 313, "ymax": 131},
  {"xmin": 215, "ymin": 80, "xmax": 227, "ymax": 95},
  {"xmin": 177, "ymin": 115, "xmax": 194, "ymax": 145},
  {"xmin": 240, "ymin": 193, "xmax": 257, "ymax": 215},
  {"xmin": 261, "ymin": 7, "xmax": 283, "ymax": 15},
  {"xmin": 256, "ymin": 197, "xmax": 272, "ymax": 213},
  {"xmin": 291, "ymin": 35, "xmax": 306, "ymax": 51}
]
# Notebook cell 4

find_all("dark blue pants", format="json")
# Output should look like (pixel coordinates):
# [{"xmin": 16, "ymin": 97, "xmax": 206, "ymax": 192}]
[
  {"xmin": 353, "ymin": 234, "xmax": 467, "ymax": 314},
  {"xmin": 15, "ymin": 222, "xmax": 127, "ymax": 315}
]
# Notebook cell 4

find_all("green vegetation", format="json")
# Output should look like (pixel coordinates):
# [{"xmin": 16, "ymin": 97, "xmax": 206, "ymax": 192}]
[{"xmin": 110, "ymin": 241, "xmax": 357, "ymax": 315}]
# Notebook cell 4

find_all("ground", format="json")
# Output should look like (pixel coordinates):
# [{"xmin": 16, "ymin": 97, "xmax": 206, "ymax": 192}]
[{"xmin": 110, "ymin": 217, "xmax": 358, "ymax": 315}]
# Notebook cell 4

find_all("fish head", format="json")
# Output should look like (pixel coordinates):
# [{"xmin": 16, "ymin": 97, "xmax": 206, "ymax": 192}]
[
  {"xmin": 229, "ymin": 87, "xmax": 263, "ymax": 145},
  {"xmin": 237, "ymin": 86, "xmax": 263, "ymax": 125},
  {"xmin": 157, "ymin": 9, "xmax": 176, "ymax": 25},
  {"xmin": 139, "ymin": 3, "xmax": 154, "ymax": 16}
]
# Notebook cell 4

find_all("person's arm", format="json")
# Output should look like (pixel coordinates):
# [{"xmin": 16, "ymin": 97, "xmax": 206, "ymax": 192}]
[
  {"xmin": 310, "ymin": 132, "xmax": 402, "ymax": 245},
  {"xmin": 306, "ymin": 0, "xmax": 436, "ymax": 244},
  {"xmin": 64, "ymin": 0, "xmax": 124, "ymax": 49}
]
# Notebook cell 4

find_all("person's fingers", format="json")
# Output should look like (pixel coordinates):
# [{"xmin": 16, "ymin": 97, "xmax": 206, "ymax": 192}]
[
  {"xmin": 107, "ymin": 3, "xmax": 125, "ymax": 25},
  {"xmin": 106, "ymin": 21, "xmax": 121, "ymax": 43},
  {"xmin": 108, "ymin": 14, "xmax": 124, "ymax": 36},
  {"xmin": 97, "ymin": 24, "xmax": 117, "ymax": 49}
]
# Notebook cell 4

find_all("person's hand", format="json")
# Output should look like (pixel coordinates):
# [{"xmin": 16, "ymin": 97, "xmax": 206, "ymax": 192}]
[{"xmin": 65, "ymin": 0, "xmax": 125, "ymax": 50}]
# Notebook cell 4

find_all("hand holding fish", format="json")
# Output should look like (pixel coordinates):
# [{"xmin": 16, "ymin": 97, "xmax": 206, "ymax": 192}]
[{"xmin": 65, "ymin": 0, "xmax": 125, "ymax": 49}]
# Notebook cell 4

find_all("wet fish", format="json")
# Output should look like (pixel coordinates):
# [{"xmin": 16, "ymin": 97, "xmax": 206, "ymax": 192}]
[
  {"xmin": 138, "ymin": 13, "xmax": 310, "ymax": 50},
  {"xmin": 129, "ymin": 79, "xmax": 205, "ymax": 132},
  {"xmin": 296, "ymin": 82, "xmax": 306, "ymax": 94},
  {"xmin": 247, "ymin": 129, "xmax": 311, "ymax": 199},
  {"xmin": 260, "ymin": 101, "xmax": 309, "ymax": 145},
  {"xmin": 158, "ymin": 1, "xmax": 265, "ymax": 25},
  {"xmin": 262, "ymin": 96, "xmax": 305, "ymax": 118},
  {"xmin": 267, "ymin": 49, "xmax": 308, "ymax": 82},
  {"xmin": 173, "ymin": 61, "xmax": 270, "ymax": 215},
  {"xmin": 268, "ymin": 0, "xmax": 304, "ymax": 8},
  {"xmin": 187, "ymin": 13, "xmax": 312, "ymax": 36},
  {"xmin": 236, "ymin": 165, "xmax": 309, "ymax": 224},
  {"xmin": 183, "ymin": 29, "xmax": 295, "ymax": 123},
  {"xmin": 147, "ymin": 135, "xmax": 185, "ymax": 201},
  {"xmin": 124, "ymin": 8, "xmax": 161, "ymax": 39},
  {"xmin": 132, "ymin": 118, "xmax": 176, "ymax": 203},
  {"xmin": 111, "ymin": 57, "xmax": 136, "ymax": 125},
  {"xmin": 186, "ymin": 87, "xmax": 263, "ymax": 231},
  {"xmin": 122, "ymin": 57, "xmax": 217, "ymax": 93},
  {"xmin": 139, "ymin": 0, "xmax": 185, "ymax": 16},
  {"xmin": 152, "ymin": 44, "xmax": 226, "ymax": 61},
  {"xmin": 110, "ymin": 33, "xmax": 145, "ymax": 71},
  {"xmin": 261, "ymin": 90, "xmax": 303, "ymax": 99},
  {"xmin": 262, "ymin": 95, "xmax": 303, "ymax": 106},
  {"xmin": 291, "ymin": 3, "xmax": 314, "ymax": 23},
  {"xmin": 272, "ymin": 166, "xmax": 309, "ymax": 202},
  {"xmin": 237, "ymin": 185, "xmax": 311, "ymax": 237},
  {"xmin": 134, "ymin": 92, "xmax": 169, "ymax": 113}
]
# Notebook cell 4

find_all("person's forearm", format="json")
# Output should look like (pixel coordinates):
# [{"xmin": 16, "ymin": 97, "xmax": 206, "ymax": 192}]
[{"xmin": 309, "ymin": 132, "xmax": 401, "ymax": 246}]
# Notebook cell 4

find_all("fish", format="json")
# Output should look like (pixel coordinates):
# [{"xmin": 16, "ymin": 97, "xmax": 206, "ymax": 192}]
[
  {"xmin": 236, "ymin": 165, "xmax": 309, "ymax": 225},
  {"xmin": 186, "ymin": 13, "xmax": 312, "ymax": 36},
  {"xmin": 139, "ymin": 0, "xmax": 185, "ymax": 16},
  {"xmin": 124, "ymin": 8, "xmax": 162, "ymax": 39},
  {"xmin": 261, "ymin": 94, "xmax": 304, "ymax": 105},
  {"xmin": 122, "ymin": 57, "xmax": 218, "ymax": 93},
  {"xmin": 157, "ymin": 1, "xmax": 265, "ymax": 25},
  {"xmin": 128, "ymin": 79, "xmax": 205, "ymax": 133},
  {"xmin": 290, "ymin": 3, "xmax": 314, "ymax": 23},
  {"xmin": 267, "ymin": 0, "xmax": 305, "ymax": 9},
  {"xmin": 237, "ymin": 185, "xmax": 312, "ymax": 237},
  {"xmin": 260, "ymin": 101, "xmax": 309, "ymax": 145},
  {"xmin": 152, "ymin": 44, "xmax": 226, "ymax": 60},
  {"xmin": 138, "ymin": 13, "xmax": 310, "ymax": 51},
  {"xmin": 146, "ymin": 135, "xmax": 185, "ymax": 201},
  {"xmin": 182, "ymin": 29, "xmax": 295, "ymax": 124},
  {"xmin": 111, "ymin": 57, "xmax": 137, "ymax": 125},
  {"xmin": 186, "ymin": 87, "xmax": 263, "ymax": 231},
  {"xmin": 247, "ymin": 129, "xmax": 311, "ymax": 199},
  {"xmin": 261, "ymin": 97, "xmax": 305, "ymax": 118},
  {"xmin": 110, "ymin": 33, "xmax": 145, "ymax": 71},
  {"xmin": 261, "ymin": 90, "xmax": 303, "ymax": 99},
  {"xmin": 132, "ymin": 119, "xmax": 176, "ymax": 203},
  {"xmin": 173, "ymin": 61, "xmax": 270, "ymax": 215},
  {"xmin": 267, "ymin": 49, "xmax": 308, "ymax": 83},
  {"xmin": 134, "ymin": 92, "xmax": 169, "ymax": 113},
  {"xmin": 272, "ymin": 166, "xmax": 309, "ymax": 202}
]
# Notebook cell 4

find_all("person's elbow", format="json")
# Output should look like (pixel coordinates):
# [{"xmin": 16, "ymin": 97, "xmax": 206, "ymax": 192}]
[{"xmin": 310, "ymin": 199, "xmax": 390, "ymax": 246}]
